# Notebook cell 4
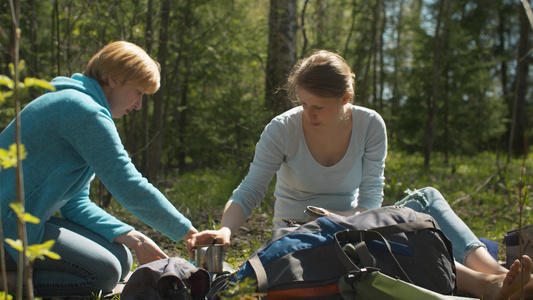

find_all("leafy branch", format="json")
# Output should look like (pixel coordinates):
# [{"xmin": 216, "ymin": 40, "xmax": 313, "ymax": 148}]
[
  {"xmin": 0, "ymin": 59, "xmax": 56, "ymax": 300},
  {"xmin": 6, "ymin": 202, "xmax": 60, "ymax": 264}
]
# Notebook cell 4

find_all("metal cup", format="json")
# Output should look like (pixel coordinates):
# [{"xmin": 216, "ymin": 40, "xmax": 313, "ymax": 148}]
[
  {"xmin": 304, "ymin": 205, "xmax": 329, "ymax": 221},
  {"xmin": 194, "ymin": 244, "xmax": 224, "ymax": 274}
]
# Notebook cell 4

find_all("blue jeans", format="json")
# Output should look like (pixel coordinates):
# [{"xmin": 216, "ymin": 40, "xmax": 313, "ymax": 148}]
[
  {"xmin": 395, "ymin": 186, "xmax": 486, "ymax": 265},
  {"xmin": 5, "ymin": 217, "xmax": 132, "ymax": 297}
]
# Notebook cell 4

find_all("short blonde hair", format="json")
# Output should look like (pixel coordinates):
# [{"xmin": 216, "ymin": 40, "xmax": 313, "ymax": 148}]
[{"xmin": 84, "ymin": 41, "xmax": 161, "ymax": 94}]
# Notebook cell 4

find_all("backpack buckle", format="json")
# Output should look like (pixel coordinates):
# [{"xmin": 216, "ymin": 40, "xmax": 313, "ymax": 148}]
[{"xmin": 345, "ymin": 267, "xmax": 380, "ymax": 283}]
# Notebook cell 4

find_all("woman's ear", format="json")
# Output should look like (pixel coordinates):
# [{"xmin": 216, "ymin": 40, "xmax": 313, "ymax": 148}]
[
  {"xmin": 342, "ymin": 92, "xmax": 351, "ymax": 105},
  {"xmin": 108, "ymin": 77, "xmax": 118, "ymax": 88}
]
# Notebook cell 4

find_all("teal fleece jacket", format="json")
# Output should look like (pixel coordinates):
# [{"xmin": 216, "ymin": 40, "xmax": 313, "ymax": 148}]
[{"xmin": 0, "ymin": 74, "xmax": 192, "ymax": 261}]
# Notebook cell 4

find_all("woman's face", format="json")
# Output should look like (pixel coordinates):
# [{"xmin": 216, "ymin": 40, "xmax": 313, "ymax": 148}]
[
  {"xmin": 105, "ymin": 79, "xmax": 145, "ymax": 119},
  {"xmin": 297, "ymin": 87, "xmax": 349, "ymax": 128}
]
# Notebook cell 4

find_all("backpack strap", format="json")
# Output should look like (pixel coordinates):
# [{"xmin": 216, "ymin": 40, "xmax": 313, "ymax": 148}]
[
  {"xmin": 334, "ymin": 220, "xmax": 455, "ymax": 286},
  {"xmin": 335, "ymin": 229, "xmax": 414, "ymax": 284},
  {"xmin": 373, "ymin": 220, "xmax": 457, "ymax": 289},
  {"xmin": 369, "ymin": 220, "xmax": 438, "ymax": 236},
  {"xmin": 346, "ymin": 219, "xmax": 453, "ymax": 266},
  {"xmin": 352, "ymin": 241, "xmax": 376, "ymax": 267},
  {"xmin": 248, "ymin": 255, "xmax": 268, "ymax": 293}
]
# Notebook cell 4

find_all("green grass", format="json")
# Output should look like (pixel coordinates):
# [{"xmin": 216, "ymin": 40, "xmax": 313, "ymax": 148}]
[
  {"xmin": 383, "ymin": 151, "xmax": 532, "ymax": 261},
  {"xmin": 159, "ymin": 151, "xmax": 532, "ymax": 262}
]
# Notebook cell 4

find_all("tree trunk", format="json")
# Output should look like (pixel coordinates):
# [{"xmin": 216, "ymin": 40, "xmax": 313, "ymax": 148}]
[
  {"xmin": 497, "ymin": 0, "xmax": 509, "ymax": 156},
  {"xmin": 177, "ymin": 57, "xmax": 191, "ymax": 170},
  {"xmin": 299, "ymin": 0, "xmax": 309, "ymax": 58},
  {"xmin": 424, "ymin": 0, "xmax": 451, "ymax": 169},
  {"xmin": 315, "ymin": 0, "xmax": 325, "ymax": 49},
  {"xmin": 149, "ymin": 0, "xmax": 171, "ymax": 182},
  {"xmin": 27, "ymin": 0, "xmax": 39, "ymax": 77},
  {"xmin": 508, "ymin": 4, "xmax": 531, "ymax": 160},
  {"xmin": 138, "ymin": 0, "xmax": 154, "ymax": 176},
  {"xmin": 66, "ymin": 0, "xmax": 73, "ymax": 76},
  {"xmin": 360, "ymin": 1, "xmax": 380, "ymax": 107},
  {"xmin": 498, "ymin": 0, "xmax": 508, "ymax": 98},
  {"xmin": 53, "ymin": 0, "xmax": 60, "ymax": 76},
  {"xmin": 343, "ymin": 0, "xmax": 358, "ymax": 56},
  {"xmin": 173, "ymin": 1, "xmax": 191, "ymax": 170},
  {"xmin": 443, "ymin": 64, "xmax": 450, "ymax": 163},
  {"xmin": 265, "ymin": 0, "xmax": 297, "ymax": 115},
  {"xmin": 390, "ymin": 0, "xmax": 404, "ymax": 140},
  {"xmin": 378, "ymin": 0, "xmax": 386, "ymax": 111},
  {"xmin": 371, "ymin": 0, "xmax": 379, "ymax": 109}
]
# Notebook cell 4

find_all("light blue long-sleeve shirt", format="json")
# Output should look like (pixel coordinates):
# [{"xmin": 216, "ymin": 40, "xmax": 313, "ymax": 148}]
[
  {"xmin": 228, "ymin": 105, "xmax": 387, "ymax": 229},
  {"xmin": 0, "ymin": 74, "xmax": 192, "ymax": 261}
]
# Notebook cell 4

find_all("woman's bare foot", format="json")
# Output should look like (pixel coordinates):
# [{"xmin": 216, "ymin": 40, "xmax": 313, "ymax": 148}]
[
  {"xmin": 485, "ymin": 255, "xmax": 532, "ymax": 300},
  {"xmin": 509, "ymin": 256, "xmax": 533, "ymax": 300}
]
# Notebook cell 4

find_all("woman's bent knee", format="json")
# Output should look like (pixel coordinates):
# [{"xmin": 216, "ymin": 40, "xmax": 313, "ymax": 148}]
[{"xmin": 93, "ymin": 256, "xmax": 123, "ymax": 293}]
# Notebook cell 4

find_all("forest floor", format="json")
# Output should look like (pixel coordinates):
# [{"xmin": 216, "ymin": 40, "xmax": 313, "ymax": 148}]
[{"xmin": 129, "ymin": 205, "xmax": 274, "ymax": 269}]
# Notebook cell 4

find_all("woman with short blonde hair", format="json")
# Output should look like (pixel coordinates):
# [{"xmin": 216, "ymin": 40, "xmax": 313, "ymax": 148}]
[{"xmin": 0, "ymin": 41, "xmax": 196, "ymax": 297}]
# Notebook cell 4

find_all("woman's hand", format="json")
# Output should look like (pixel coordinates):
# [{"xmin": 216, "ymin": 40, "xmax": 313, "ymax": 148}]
[
  {"xmin": 115, "ymin": 230, "xmax": 169, "ymax": 266},
  {"xmin": 186, "ymin": 227, "xmax": 231, "ymax": 259},
  {"xmin": 183, "ymin": 226, "xmax": 199, "ymax": 241}
]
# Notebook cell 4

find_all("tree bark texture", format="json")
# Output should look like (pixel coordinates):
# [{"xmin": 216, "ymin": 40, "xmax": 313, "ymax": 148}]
[
  {"xmin": 149, "ymin": 0, "xmax": 171, "ymax": 181},
  {"xmin": 265, "ymin": 0, "xmax": 297, "ymax": 116},
  {"xmin": 508, "ymin": 5, "xmax": 531, "ymax": 159},
  {"xmin": 424, "ymin": 0, "xmax": 451, "ymax": 169}
]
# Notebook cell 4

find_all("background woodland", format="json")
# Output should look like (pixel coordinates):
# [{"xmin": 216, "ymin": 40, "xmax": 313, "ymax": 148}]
[{"xmin": 1, "ymin": 0, "xmax": 532, "ymax": 184}]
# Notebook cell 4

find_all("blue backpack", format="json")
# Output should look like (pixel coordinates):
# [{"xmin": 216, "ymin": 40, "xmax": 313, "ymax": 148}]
[{"xmin": 209, "ymin": 206, "xmax": 456, "ymax": 299}]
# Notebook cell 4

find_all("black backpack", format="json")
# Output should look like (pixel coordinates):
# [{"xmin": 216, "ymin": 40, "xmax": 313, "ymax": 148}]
[
  {"xmin": 122, "ymin": 257, "xmax": 211, "ymax": 300},
  {"xmin": 209, "ymin": 206, "xmax": 457, "ymax": 299}
]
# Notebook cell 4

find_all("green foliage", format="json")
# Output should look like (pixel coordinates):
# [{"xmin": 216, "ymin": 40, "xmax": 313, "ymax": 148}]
[
  {"xmin": 163, "ymin": 167, "xmax": 247, "ymax": 222},
  {"xmin": 217, "ymin": 277, "xmax": 264, "ymax": 300},
  {"xmin": 5, "ymin": 239, "xmax": 60, "ymax": 263},
  {"xmin": 2, "ymin": 0, "xmax": 529, "ymax": 171},
  {"xmin": 5, "ymin": 203, "xmax": 60, "ymax": 264},
  {"xmin": 156, "ymin": 0, "xmax": 271, "ymax": 170},
  {"xmin": 0, "ymin": 58, "xmax": 57, "ymax": 298},
  {"xmin": 0, "ymin": 144, "xmax": 25, "ymax": 170},
  {"xmin": 389, "ymin": 1, "xmax": 512, "ymax": 156},
  {"xmin": 8, "ymin": 202, "xmax": 39, "ymax": 225},
  {"xmin": 0, "ymin": 61, "xmax": 56, "ymax": 132},
  {"xmin": 384, "ymin": 151, "xmax": 532, "ymax": 257}
]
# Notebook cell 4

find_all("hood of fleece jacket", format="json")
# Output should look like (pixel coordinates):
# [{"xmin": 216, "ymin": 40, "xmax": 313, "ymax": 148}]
[{"xmin": 48, "ymin": 73, "xmax": 111, "ymax": 114}]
